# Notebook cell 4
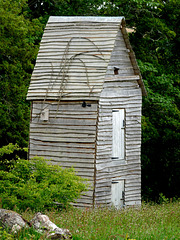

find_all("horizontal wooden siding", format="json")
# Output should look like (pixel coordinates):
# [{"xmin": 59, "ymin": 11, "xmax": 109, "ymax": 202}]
[
  {"xmin": 95, "ymin": 28, "xmax": 142, "ymax": 207},
  {"xmin": 29, "ymin": 101, "xmax": 98, "ymax": 207}
]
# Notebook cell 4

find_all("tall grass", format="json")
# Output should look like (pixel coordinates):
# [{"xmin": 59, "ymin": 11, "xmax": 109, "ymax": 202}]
[{"xmin": 20, "ymin": 201, "xmax": 180, "ymax": 240}]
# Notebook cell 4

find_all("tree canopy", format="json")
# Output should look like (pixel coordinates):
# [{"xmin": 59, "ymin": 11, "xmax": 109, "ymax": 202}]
[
  {"xmin": 0, "ymin": 0, "xmax": 43, "ymax": 147},
  {"xmin": 0, "ymin": 0, "xmax": 179, "ymax": 200}
]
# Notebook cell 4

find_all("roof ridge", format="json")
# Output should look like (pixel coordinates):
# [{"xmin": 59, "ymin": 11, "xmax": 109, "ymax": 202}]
[{"xmin": 49, "ymin": 16, "xmax": 124, "ymax": 23}]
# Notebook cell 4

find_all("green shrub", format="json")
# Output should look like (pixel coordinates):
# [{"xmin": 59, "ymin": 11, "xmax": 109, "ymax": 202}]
[
  {"xmin": 0, "ymin": 145, "xmax": 87, "ymax": 211},
  {"xmin": 0, "ymin": 143, "xmax": 20, "ymax": 171}
]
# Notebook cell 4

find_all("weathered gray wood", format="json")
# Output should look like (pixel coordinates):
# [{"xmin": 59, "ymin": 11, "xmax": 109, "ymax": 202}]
[
  {"xmin": 105, "ymin": 75, "xmax": 140, "ymax": 81},
  {"xmin": 30, "ymin": 149, "xmax": 95, "ymax": 159},
  {"xmin": 30, "ymin": 125, "xmax": 96, "ymax": 132},
  {"xmin": 45, "ymin": 26, "xmax": 118, "ymax": 31},
  {"xmin": 48, "ymin": 16, "xmax": 123, "ymax": 23},
  {"xmin": 32, "ymin": 69, "xmax": 105, "ymax": 75},
  {"xmin": 125, "ymin": 193, "xmax": 141, "ymax": 200},
  {"xmin": 30, "ymin": 128, "xmax": 96, "ymax": 135},
  {"xmin": 95, "ymin": 191, "xmax": 111, "ymax": 198},
  {"xmin": 32, "ymin": 117, "xmax": 97, "ymax": 125},
  {"xmin": 32, "ymin": 113, "xmax": 98, "ymax": 120},
  {"xmin": 31, "ymin": 154, "xmax": 96, "ymax": 165},
  {"xmin": 34, "ymin": 101, "xmax": 98, "ymax": 110},
  {"xmin": 30, "ymin": 138, "xmax": 96, "ymax": 147},
  {"xmin": 27, "ymin": 17, "xmax": 146, "ymax": 103},
  {"xmin": 104, "ymin": 82, "xmax": 139, "ymax": 88},
  {"xmin": 100, "ymin": 99, "xmax": 142, "ymax": 105},
  {"xmin": 27, "ymin": 16, "xmax": 146, "ymax": 207},
  {"xmin": 40, "ymin": 39, "xmax": 116, "ymax": 47},
  {"xmin": 29, "ymin": 74, "xmax": 106, "ymax": 80},
  {"xmin": 100, "ymin": 89, "xmax": 142, "ymax": 98},
  {"xmin": 96, "ymin": 66, "xmax": 142, "ymax": 204},
  {"xmin": 28, "ymin": 96, "xmax": 100, "ymax": 101},
  {"xmin": 29, "ymin": 100, "xmax": 98, "ymax": 204},
  {"xmin": 29, "ymin": 80, "xmax": 104, "ymax": 86},
  {"xmin": 30, "ymin": 145, "xmax": 95, "ymax": 154},
  {"xmin": 48, "ymin": 16, "xmax": 123, "ymax": 22},
  {"xmin": 36, "ymin": 50, "xmax": 111, "ymax": 57},
  {"xmin": 43, "ymin": 33, "xmax": 117, "ymax": 40},
  {"xmin": 126, "ymin": 184, "xmax": 141, "ymax": 189},
  {"xmin": 126, "ymin": 186, "xmax": 141, "ymax": 192},
  {"xmin": 94, "ymin": 198, "xmax": 111, "ymax": 204}
]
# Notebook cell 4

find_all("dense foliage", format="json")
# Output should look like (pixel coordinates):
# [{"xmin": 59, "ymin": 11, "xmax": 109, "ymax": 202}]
[
  {"xmin": 0, "ymin": 144, "xmax": 87, "ymax": 211},
  {"xmin": 0, "ymin": 0, "xmax": 179, "ymax": 201},
  {"xmin": 0, "ymin": 0, "xmax": 43, "ymax": 147},
  {"xmin": 127, "ymin": 0, "xmax": 180, "ymax": 200}
]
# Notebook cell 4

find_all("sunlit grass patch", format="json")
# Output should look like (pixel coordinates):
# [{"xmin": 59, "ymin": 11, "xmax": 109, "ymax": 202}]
[{"xmin": 19, "ymin": 201, "xmax": 180, "ymax": 240}]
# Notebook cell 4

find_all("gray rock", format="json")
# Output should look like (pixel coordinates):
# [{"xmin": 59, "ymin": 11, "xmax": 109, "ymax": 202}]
[
  {"xmin": 30, "ymin": 212, "xmax": 72, "ymax": 239},
  {"xmin": 0, "ymin": 209, "xmax": 28, "ymax": 233},
  {"xmin": 0, "ymin": 209, "xmax": 72, "ymax": 239}
]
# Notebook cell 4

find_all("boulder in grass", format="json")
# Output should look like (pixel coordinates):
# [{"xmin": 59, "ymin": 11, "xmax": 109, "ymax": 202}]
[
  {"xmin": 0, "ymin": 209, "xmax": 29, "ymax": 233},
  {"xmin": 0, "ymin": 209, "xmax": 72, "ymax": 239},
  {"xmin": 30, "ymin": 212, "xmax": 72, "ymax": 239}
]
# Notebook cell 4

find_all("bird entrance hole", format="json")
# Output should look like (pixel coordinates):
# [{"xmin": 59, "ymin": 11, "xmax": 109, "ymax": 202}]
[{"xmin": 114, "ymin": 67, "xmax": 119, "ymax": 75}]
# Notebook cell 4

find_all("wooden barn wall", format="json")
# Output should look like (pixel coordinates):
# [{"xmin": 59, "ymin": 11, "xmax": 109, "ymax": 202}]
[
  {"xmin": 95, "ymin": 29, "xmax": 142, "ymax": 207},
  {"xmin": 29, "ymin": 101, "xmax": 98, "ymax": 207}
]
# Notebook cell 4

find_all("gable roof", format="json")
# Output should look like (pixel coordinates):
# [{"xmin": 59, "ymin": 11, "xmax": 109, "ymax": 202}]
[{"xmin": 27, "ymin": 16, "xmax": 146, "ymax": 101}]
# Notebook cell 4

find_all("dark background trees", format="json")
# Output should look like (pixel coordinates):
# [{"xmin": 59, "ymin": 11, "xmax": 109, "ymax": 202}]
[
  {"xmin": 0, "ymin": 0, "xmax": 179, "ymax": 200},
  {"xmin": 127, "ymin": 0, "xmax": 180, "ymax": 200},
  {"xmin": 0, "ymin": 0, "xmax": 43, "ymax": 147}
]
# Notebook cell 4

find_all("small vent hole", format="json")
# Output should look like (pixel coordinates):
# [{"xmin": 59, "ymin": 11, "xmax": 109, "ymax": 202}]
[{"xmin": 114, "ymin": 67, "xmax": 119, "ymax": 75}]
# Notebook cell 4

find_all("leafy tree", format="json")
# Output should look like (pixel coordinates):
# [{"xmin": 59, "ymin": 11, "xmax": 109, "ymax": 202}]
[
  {"xmin": 0, "ymin": 0, "xmax": 43, "ymax": 147},
  {"xmin": 141, "ymin": 66, "xmax": 180, "ymax": 200},
  {"xmin": 27, "ymin": 0, "xmax": 103, "ymax": 19},
  {"xmin": 128, "ymin": 0, "xmax": 180, "ymax": 200},
  {"xmin": 0, "ymin": 143, "xmax": 21, "ymax": 171}
]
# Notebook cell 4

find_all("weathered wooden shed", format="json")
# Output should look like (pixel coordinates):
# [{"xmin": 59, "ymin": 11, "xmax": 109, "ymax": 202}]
[{"xmin": 27, "ymin": 16, "xmax": 146, "ymax": 208}]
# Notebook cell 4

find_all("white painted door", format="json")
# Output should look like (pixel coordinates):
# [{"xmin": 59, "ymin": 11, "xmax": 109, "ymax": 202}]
[
  {"xmin": 112, "ymin": 109, "xmax": 125, "ymax": 160},
  {"xmin": 111, "ymin": 180, "xmax": 124, "ymax": 208}
]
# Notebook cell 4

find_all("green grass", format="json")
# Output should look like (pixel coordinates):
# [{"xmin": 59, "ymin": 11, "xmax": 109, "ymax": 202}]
[{"xmin": 2, "ymin": 202, "xmax": 180, "ymax": 239}]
